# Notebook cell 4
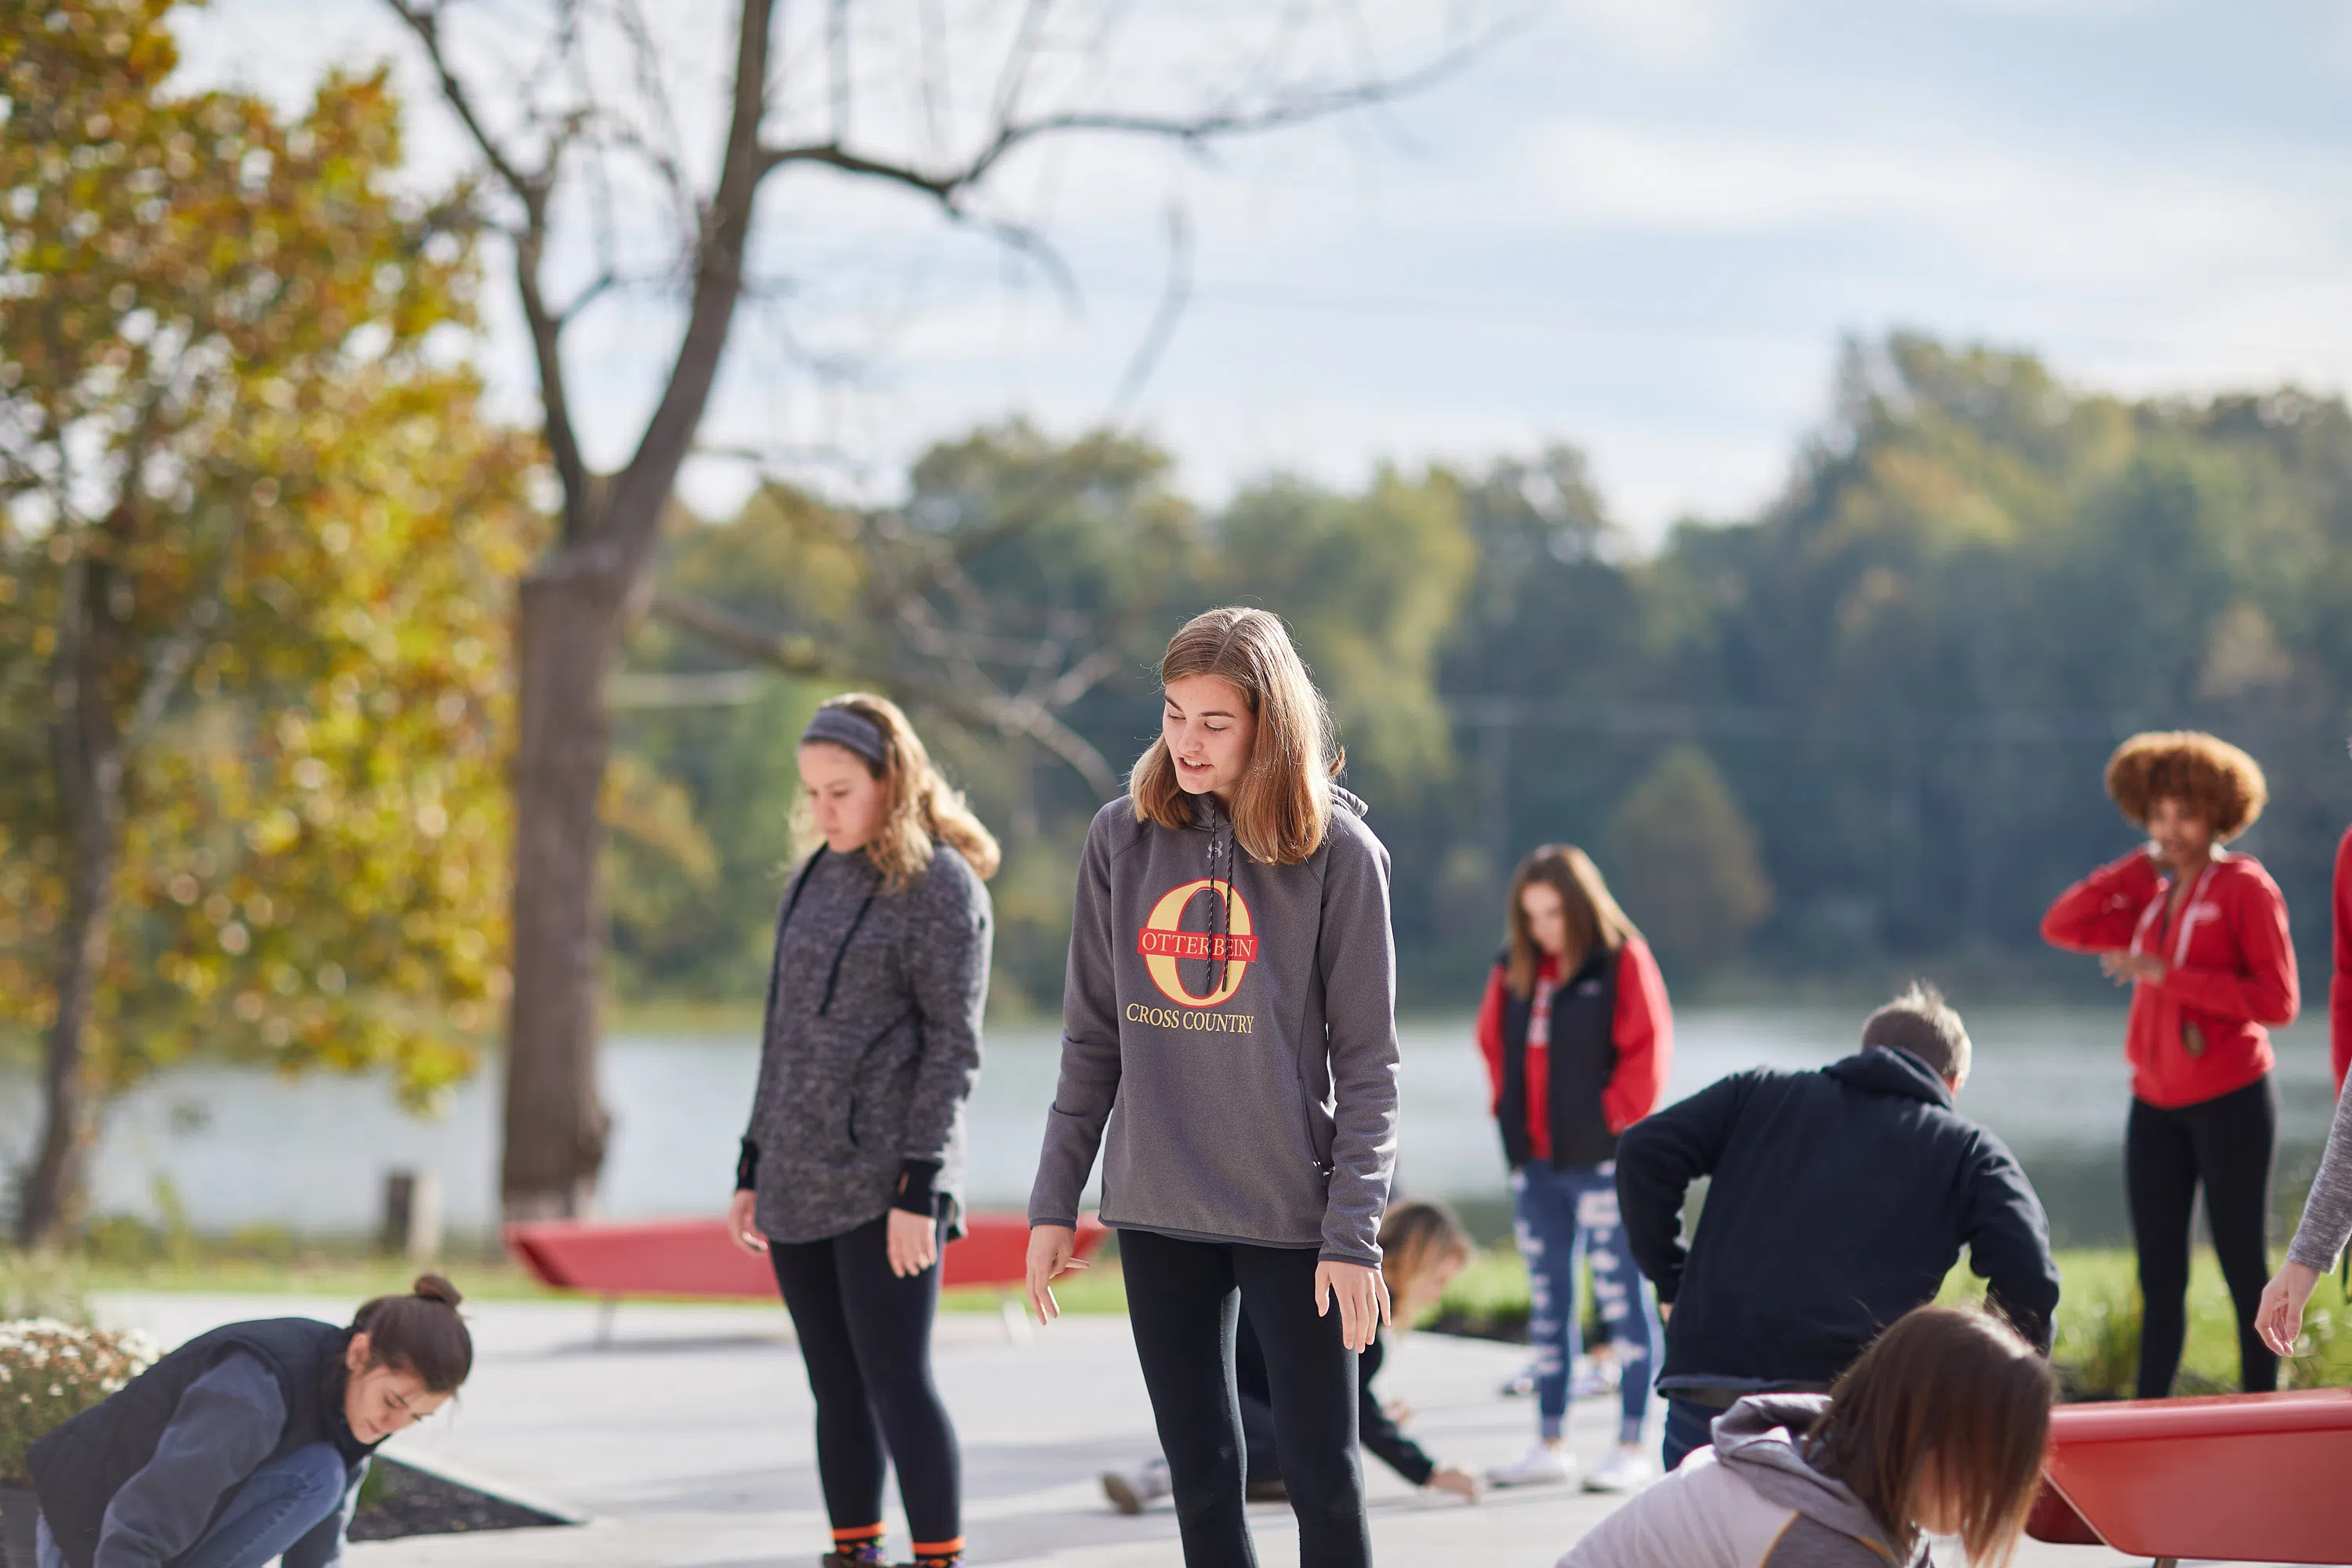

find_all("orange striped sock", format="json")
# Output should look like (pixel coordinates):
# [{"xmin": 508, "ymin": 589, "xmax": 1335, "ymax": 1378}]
[
  {"xmin": 912, "ymin": 1536, "xmax": 965, "ymax": 1567},
  {"xmin": 829, "ymin": 1524, "xmax": 887, "ymax": 1564}
]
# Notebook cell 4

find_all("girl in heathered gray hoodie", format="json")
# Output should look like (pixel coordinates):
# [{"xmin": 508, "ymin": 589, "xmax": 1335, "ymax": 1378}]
[
  {"xmin": 728, "ymin": 695, "xmax": 997, "ymax": 1568},
  {"xmin": 1026, "ymin": 608, "xmax": 1401, "ymax": 1568},
  {"xmin": 1558, "ymin": 1307, "xmax": 2053, "ymax": 1568}
]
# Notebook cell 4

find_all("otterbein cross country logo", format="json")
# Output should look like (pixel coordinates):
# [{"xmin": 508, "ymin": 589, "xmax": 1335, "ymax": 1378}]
[{"xmin": 1135, "ymin": 879, "xmax": 1258, "ymax": 1007}]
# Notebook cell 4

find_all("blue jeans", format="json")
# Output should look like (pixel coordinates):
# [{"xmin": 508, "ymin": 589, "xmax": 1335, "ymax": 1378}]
[
  {"xmin": 1512, "ymin": 1160, "xmax": 1660, "ymax": 1446},
  {"xmin": 1661, "ymin": 1398, "xmax": 1716, "ymax": 1472},
  {"xmin": 40, "ymin": 1443, "xmax": 348, "ymax": 1568}
]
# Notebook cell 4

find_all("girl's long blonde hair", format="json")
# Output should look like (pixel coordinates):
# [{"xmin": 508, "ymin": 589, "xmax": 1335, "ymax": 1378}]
[
  {"xmin": 1504, "ymin": 844, "xmax": 1639, "ymax": 999},
  {"xmin": 792, "ymin": 693, "xmax": 1000, "ymax": 888},
  {"xmin": 1131, "ymin": 608, "xmax": 1340, "ymax": 865}
]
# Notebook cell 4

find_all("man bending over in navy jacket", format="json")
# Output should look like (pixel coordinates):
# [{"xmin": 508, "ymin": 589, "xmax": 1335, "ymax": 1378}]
[{"xmin": 1616, "ymin": 982, "xmax": 2061, "ymax": 1471}]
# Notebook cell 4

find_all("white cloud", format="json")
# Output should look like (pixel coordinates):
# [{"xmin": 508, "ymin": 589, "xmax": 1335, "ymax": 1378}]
[
  {"xmin": 1556, "ymin": 0, "xmax": 1758, "ymax": 67},
  {"xmin": 1519, "ymin": 116, "xmax": 2336, "ymax": 286}
]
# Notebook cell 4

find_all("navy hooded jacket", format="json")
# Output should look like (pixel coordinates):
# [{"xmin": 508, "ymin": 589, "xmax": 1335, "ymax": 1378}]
[{"xmin": 1616, "ymin": 1045, "xmax": 2060, "ymax": 1388}]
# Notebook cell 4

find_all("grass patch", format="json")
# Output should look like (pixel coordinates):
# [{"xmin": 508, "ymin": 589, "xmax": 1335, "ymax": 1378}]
[
  {"xmin": 68, "ymin": 1252, "xmax": 563, "ymax": 1301},
  {"xmin": 942, "ymin": 1256, "xmax": 1130, "ymax": 1316},
  {"xmin": 1428, "ymin": 1243, "xmax": 2352, "ymax": 1395}
]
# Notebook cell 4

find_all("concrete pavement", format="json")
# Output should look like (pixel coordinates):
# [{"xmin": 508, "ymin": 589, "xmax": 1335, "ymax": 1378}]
[{"xmin": 95, "ymin": 1293, "xmax": 2161, "ymax": 1567}]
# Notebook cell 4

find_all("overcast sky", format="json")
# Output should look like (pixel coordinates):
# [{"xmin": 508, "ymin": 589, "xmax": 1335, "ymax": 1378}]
[{"xmin": 173, "ymin": 1, "xmax": 2352, "ymax": 541}]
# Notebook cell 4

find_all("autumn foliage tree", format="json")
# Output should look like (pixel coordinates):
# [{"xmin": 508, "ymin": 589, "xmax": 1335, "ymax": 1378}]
[{"xmin": 0, "ymin": 0, "xmax": 537, "ymax": 1243}]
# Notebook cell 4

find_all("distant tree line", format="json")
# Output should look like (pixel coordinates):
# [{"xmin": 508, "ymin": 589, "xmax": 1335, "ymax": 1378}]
[{"xmin": 614, "ymin": 335, "xmax": 2352, "ymax": 1014}]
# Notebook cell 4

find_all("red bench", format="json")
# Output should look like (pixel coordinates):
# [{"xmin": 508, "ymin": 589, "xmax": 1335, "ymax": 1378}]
[
  {"xmin": 2026, "ymin": 1388, "xmax": 2352, "ymax": 1566},
  {"xmin": 504, "ymin": 1212, "xmax": 1112, "ymax": 1341}
]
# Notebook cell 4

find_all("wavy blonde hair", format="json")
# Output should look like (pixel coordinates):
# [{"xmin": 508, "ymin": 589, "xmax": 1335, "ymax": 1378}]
[
  {"xmin": 792, "ymin": 693, "xmax": 1000, "ymax": 888},
  {"xmin": 1131, "ymin": 608, "xmax": 1340, "ymax": 865}
]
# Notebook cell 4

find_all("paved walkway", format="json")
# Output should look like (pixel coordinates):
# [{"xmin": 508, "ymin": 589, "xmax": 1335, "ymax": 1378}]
[{"xmin": 98, "ymin": 1294, "xmax": 2161, "ymax": 1567}]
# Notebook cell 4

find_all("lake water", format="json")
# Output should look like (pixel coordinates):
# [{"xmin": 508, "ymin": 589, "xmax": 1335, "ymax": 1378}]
[{"xmin": 1, "ymin": 1003, "xmax": 2339, "ymax": 1247}]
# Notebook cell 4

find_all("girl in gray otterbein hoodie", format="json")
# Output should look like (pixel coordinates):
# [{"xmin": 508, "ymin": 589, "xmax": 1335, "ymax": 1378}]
[{"xmin": 1028, "ymin": 608, "xmax": 1401, "ymax": 1568}]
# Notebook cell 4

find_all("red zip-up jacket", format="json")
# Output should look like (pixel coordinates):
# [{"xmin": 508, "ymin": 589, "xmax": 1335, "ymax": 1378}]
[
  {"xmin": 2333, "ymin": 826, "xmax": 2352, "ymax": 1097},
  {"xmin": 1475, "ymin": 935, "xmax": 1673, "ymax": 1160},
  {"xmin": 2041, "ymin": 848, "xmax": 2299, "ymax": 1109}
]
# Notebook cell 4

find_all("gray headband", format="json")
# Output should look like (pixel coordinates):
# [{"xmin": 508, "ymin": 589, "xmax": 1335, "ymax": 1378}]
[{"xmin": 802, "ymin": 705, "xmax": 889, "ymax": 767}]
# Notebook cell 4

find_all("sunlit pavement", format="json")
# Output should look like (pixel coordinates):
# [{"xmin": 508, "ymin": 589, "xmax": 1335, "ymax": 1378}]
[{"xmin": 98, "ymin": 1294, "xmax": 2163, "ymax": 1567}]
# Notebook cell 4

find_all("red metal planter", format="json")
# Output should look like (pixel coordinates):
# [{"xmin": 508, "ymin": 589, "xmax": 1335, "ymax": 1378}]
[
  {"xmin": 2027, "ymin": 1389, "xmax": 2352, "ymax": 1566},
  {"xmin": 505, "ymin": 1210, "xmax": 1112, "ymax": 1301}
]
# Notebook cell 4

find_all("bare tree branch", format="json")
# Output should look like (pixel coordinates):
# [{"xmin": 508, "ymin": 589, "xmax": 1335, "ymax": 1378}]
[
  {"xmin": 988, "ymin": 0, "xmax": 1057, "ymax": 129},
  {"xmin": 645, "ymin": 586, "xmax": 829, "ymax": 675},
  {"xmin": 384, "ymin": 0, "xmax": 597, "ymax": 535},
  {"xmin": 606, "ymin": 0, "xmax": 778, "ymax": 579},
  {"xmin": 383, "ymin": 1, "xmax": 541, "ymax": 208},
  {"xmin": 1105, "ymin": 201, "xmax": 1191, "ymax": 423},
  {"xmin": 608, "ymin": 0, "xmax": 699, "ymax": 237},
  {"xmin": 757, "ymin": 26, "xmax": 1506, "ymax": 201},
  {"xmin": 648, "ymin": 581, "xmax": 1123, "ymax": 799}
]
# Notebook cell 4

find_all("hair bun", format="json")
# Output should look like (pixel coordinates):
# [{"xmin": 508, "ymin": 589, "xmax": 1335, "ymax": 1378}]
[{"xmin": 412, "ymin": 1273, "xmax": 463, "ymax": 1308}]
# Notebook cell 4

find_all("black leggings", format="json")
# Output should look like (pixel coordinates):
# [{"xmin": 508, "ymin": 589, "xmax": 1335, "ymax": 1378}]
[
  {"xmin": 1120, "ymin": 1229, "xmax": 1367, "ymax": 1568},
  {"xmin": 2127, "ymin": 1076, "xmax": 2278, "ymax": 1399},
  {"xmin": 768, "ymin": 1212, "xmax": 961, "ymax": 1556}
]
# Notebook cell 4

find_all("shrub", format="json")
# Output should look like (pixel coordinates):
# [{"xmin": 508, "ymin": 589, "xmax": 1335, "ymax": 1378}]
[
  {"xmin": 0, "ymin": 1252, "xmax": 91, "ymax": 1327},
  {"xmin": 0, "ymin": 1320, "xmax": 161, "ymax": 1485}
]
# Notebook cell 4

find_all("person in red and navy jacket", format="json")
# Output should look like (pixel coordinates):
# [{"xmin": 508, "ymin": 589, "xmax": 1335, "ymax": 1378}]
[
  {"xmin": 1476, "ymin": 844, "xmax": 1672, "ymax": 1495},
  {"xmin": 2042, "ymin": 730, "xmax": 2298, "ymax": 1399}
]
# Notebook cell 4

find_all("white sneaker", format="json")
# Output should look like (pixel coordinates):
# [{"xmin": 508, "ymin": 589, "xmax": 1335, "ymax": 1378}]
[
  {"xmin": 1583, "ymin": 1444, "xmax": 1657, "ymax": 1494},
  {"xmin": 1570, "ymin": 1356, "xmax": 1621, "ymax": 1399},
  {"xmin": 1486, "ymin": 1443, "xmax": 1576, "ymax": 1488},
  {"xmin": 1101, "ymin": 1457, "xmax": 1171, "ymax": 1514}
]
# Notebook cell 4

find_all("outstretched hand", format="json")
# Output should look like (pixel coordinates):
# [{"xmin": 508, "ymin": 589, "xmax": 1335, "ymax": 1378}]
[
  {"xmin": 1315, "ymin": 1259, "xmax": 1392, "ymax": 1352},
  {"xmin": 2256, "ymin": 1261, "xmax": 2321, "ymax": 1356},
  {"xmin": 1427, "ymin": 1465, "xmax": 1480, "ymax": 1502},
  {"xmin": 1025, "ymin": 1224, "xmax": 1088, "ymax": 1325}
]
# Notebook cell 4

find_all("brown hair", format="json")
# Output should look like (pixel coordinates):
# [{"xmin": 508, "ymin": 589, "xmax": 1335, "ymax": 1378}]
[
  {"xmin": 1130, "ymin": 608, "xmax": 1341, "ymax": 866},
  {"xmin": 1376, "ymin": 1200, "xmax": 1473, "ymax": 1301},
  {"xmin": 2103, "ymin": 730, "xmax": 2267, "ymax": 842},
  {"xmin": 1504, "ymin": 844, "xmax": 1641, "ymax": 999},
  {"xmin": 793, "ymin": 692, "xmax": 1001, "ymax": 889},
  {"xmin": 1806, "ymin": 1306, "xmax": 2054, "ymax": 1566},
  {"xmin": 350, "ymin": 1273, "xmax": 473, "ymax": 1393},
  {"xmin": 1860, "ymin": 981, "xmax": 1972, "ymax": 1083}
]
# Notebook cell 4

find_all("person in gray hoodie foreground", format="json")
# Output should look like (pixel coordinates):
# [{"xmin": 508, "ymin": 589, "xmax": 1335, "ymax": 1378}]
[
  {"xmin": 1027, "ymin": 607, "xmax": 1402, "ymax": 1568},
  {"xmin": 729, "ymin": 694, "xmax": 997, "ymax": 1568},
  {"xmin": 2257, "ymin": 1064, "xmax": 2352, "ymax": 1355},
  {"xmin": 1557, "ymin": 1307, "xmax": 2053, "ymax": 1568}
]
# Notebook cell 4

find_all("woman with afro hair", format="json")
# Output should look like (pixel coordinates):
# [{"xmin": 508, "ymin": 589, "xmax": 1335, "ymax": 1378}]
[{"xmin": 2042, "ymin": 731, "xmax": 2299, "ymax": 1399}]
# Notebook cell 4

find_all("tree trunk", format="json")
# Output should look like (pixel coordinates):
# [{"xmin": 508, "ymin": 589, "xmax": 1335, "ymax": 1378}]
[
  {"xmin": 16, "ymin": 830, "xmax": 115, "ymax": 1247},
  {"xmin": 500, "ymin": 556, "xmax": 619, "ymax": 1220}
]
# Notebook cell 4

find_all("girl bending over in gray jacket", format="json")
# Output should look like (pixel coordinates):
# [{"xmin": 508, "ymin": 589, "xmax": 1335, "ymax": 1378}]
[
  {"xmin": 1559, "ymin": 1307, "xmax": 2053, "ymax": 1568},
  {"xmin": 729, "ymin": 694, "xmax": 996, "ymax": 1568}
]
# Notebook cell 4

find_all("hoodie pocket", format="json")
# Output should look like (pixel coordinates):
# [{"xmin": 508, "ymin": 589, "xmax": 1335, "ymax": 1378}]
[{"xmin": 1290, "ymin": 1070, "xmax": 1334, "ymax": 1176}]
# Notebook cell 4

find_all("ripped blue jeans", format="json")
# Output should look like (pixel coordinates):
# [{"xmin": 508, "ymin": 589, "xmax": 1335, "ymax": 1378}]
[{"xmin": 1512, "ymin": 1160, "xmax": 1659, "ymax": 1446}]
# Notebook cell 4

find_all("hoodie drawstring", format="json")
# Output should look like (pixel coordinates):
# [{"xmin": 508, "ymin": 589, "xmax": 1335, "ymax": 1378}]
[
  {"xmin": 1206, "ymin": 800, "xmax": 1232, "ymax": 998},
  {"xmin": 775, "ymin": 844, "xmax": 880, "ymax": 1018}
]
